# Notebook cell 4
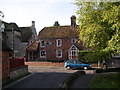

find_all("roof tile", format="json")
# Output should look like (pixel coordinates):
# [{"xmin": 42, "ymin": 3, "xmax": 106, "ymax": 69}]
[{"xmin": 38, "ymin": 26, "xmax": 79, "ymax": 38}]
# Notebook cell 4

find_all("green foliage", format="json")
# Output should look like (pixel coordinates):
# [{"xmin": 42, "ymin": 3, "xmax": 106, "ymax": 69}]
[
  {"xmin": 75, "ymin": 1, "xmax": 120, "ymax": 50},
  {"xmin": 78, "ymin": 50, "xmax": 111, "ymax": 63},
  {"xmin": 0, "ymin": 10, "xmax": 4, "ymax": 20},
  {"xmin": 90, "ymin": 73, "xmax": 120, "ymax": 88},
  {"xmin": 75, "ymin": 1, "xmax": 120, "ymax": 62}
]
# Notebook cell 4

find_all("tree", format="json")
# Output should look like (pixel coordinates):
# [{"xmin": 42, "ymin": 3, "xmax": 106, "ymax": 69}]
[
  {"xmin": 0, "ymin": 11, "xmax": 4, "ymax": 32},
  {"xmin": 75, "ymin": 1, "xmax": 120, "ymax": 62},
  {"xmin": 0, "ymin": 10, "xmax": 4, "ymax": 21}
]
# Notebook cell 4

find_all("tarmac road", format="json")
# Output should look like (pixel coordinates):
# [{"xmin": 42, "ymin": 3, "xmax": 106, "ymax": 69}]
[{"xmin": 5, "ymin": 66, "xmax": 78, "ymax": 89}]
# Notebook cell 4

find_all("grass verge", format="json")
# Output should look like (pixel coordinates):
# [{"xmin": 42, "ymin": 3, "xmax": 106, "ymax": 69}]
[
  {"xmin": 59, "ymin": 70, "xmax": 85, "ymax": 89},
  {"xmin": 89, "ymin": 73, "xmax": 120, "ymax": 88}
]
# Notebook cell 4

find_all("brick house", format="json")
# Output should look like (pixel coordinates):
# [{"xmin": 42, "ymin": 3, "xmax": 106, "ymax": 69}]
[{"xmin": 26, "ymin": 15, "xmax": 84, "ymax": 62}]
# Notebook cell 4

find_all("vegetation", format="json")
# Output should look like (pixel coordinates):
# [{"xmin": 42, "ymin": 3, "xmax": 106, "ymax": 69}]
[
  {"xmin": 78, "ymin": 50, "xmax": 111, "ymax": 63},
  {"xmin": 75, "ymin": 1, "xmax": 120, "ymax": 62},
  {"xmin": 96, "ymin": 68, "xmax": 120, "ymax": 73},
  {"xmin": 59, "ymin": 71, "xmax": 85, "ymax": 89},
  {"xmin": 0, "ymin": 10, "xmax": 4, "ymax": 20},
  {"xmin": 89, "ymin": 73, "xmax": 120, "ymax": 88},
  {"xmin": 0, "ymin": 10, "xmax": 4, "ymax": 30}
]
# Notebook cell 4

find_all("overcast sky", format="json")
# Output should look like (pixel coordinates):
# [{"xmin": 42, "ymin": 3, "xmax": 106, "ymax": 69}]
[{"xmin": 0, "ymin": 0, "xmax": 77, "ymax": 34}]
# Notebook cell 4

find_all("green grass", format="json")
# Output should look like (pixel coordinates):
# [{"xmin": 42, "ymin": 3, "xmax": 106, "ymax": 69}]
[{"xmin": 89, "ymin": 73, "xmax": 120, "ymax": 88}]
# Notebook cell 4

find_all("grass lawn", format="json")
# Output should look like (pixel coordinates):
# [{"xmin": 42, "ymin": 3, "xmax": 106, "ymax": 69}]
[{"xmin": 89, "ymin": 73, "xmax": 120, "ymax": 88}]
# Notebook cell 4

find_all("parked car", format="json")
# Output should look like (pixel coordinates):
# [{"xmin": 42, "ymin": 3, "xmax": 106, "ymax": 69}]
[{"xmin": 64, "ymin": 60, "xmax": 92, "ymax": 70}]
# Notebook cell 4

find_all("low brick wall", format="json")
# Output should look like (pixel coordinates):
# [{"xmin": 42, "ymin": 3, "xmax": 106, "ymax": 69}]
[
  {"xmin": 25, "ymin": 62, "xmax": 64, "ymax": 67},
  {"xmin": 2, "ymin": 51, "xmax": 10, "ymax": 79},
  {"xmin": 10, "ymin": 58, "xmax": 25, "ymax": 69},
  {"xmin": 10, "ymin": 65, "xmax": 28, "ymax": 79}
]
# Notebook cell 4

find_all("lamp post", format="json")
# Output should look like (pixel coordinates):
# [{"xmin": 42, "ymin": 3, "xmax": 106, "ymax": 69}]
[{"xmin": 11, "ymin": 23, "xmax": 15, "ymax": 58}]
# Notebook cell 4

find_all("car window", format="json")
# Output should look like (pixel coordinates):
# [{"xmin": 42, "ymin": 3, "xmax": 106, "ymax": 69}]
[
  {"xmin": 77, "ymin": 61, "xmax": 82, "ymax": 64},
  {"xmin": 69, "ymin": 61, "xmax": 74, "ymax": 63},
  {"xmin": 74, "ymin": 61, "xmax": 76, "ymax": 63},
  {"xmin": 68, "ymin": 60, "xmax": 76, "ymax": 64}
]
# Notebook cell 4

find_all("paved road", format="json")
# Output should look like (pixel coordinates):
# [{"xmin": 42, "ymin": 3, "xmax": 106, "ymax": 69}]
[
  {"xmin": 5, "ymin": 66, "xmax": 78, "ymax": 89},
  {"xmin": 28, "ymin": 66, "xmax": 78, "ymax": 73}
]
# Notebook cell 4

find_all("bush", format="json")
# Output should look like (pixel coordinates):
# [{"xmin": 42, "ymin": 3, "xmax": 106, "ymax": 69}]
[
  {"xmin": 60, "ymin": 71, "xmax": 85, "ymax": 89},
  {"xmin": 96, "ymin": 68, "xmax": 120, "ymax": 73}
]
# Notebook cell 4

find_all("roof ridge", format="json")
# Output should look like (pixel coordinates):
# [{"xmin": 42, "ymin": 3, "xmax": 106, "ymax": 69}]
[{"xmin": 44, "ymin": 25, "xmax": 70, "ymax": 28}]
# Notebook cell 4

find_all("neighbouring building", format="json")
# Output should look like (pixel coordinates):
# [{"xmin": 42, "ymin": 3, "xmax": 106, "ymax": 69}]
[
  {"xmin": 1, "ymin": 21, "xmax": 37, "ymax": 58},
  {"xmin": 0, "ymin": 21, "xmax": 33, "ymax": 86},
  {"xmin": 26, "ymin": 15, "xmax": 84, "ymax": 62},
  {"xmin": 1, "ymin": 32, "xmax": 11, "ymax": 81}
]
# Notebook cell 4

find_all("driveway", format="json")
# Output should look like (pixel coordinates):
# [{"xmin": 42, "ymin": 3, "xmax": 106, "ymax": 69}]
[{"xmin": 5, "ymin": 66, "xmax": 78, "ymax": 88}]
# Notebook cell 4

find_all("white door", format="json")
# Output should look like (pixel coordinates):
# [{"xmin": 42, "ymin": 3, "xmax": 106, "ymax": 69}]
[{"xmin": 68, "ymin": 45, "xmax": 79, "ymax": 60}]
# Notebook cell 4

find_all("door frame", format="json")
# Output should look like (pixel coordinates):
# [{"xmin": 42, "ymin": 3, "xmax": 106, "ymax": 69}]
[{"xmin": 68, "ymin": 45, "xmax": 79, "ymax": 60}]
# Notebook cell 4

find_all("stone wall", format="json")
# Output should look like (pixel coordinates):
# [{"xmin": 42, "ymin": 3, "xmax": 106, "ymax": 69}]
[{"xmin": 10, "ymin": 65, "xmax": 28, "ymax": 79}]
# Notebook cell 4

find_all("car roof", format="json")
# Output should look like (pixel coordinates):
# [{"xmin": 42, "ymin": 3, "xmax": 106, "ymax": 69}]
[{"xmin": 66, "ymin": 60, "xmax": 79, "ymax": 62}]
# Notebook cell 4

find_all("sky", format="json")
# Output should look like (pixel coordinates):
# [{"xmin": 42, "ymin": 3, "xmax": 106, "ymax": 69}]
[{"xmin": 0, "ymin": 0, "xmax": 77, "ymax": 34}]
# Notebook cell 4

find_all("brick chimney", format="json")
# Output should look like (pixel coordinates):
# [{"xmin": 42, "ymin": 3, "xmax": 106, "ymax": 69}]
[
  {"xmin": 31, "ymin": 21, "xmax": 37, "ymax": 41},
  {"xmin": 32, "ymin": 21, "xmax": 35, "ymax": 28},
  {"xmin": 71, "ymin": 15, "xmax": 76, "ymax": 29}
]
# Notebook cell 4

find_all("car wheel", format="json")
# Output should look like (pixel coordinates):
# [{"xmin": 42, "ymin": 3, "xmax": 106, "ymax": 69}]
[
  {"xmin": 83, "ymin": 66, "xmax": 88, "ymax": 70},
  {"xmin": 66, "ymin": 66, "xmax": 71, "ymax": 70}
]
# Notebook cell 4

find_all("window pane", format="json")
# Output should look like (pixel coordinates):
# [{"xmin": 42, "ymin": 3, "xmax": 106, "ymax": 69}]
[
  {"xmin": 40, "ymin": 40, "xmax": 46, "ymax": 47},
  {"xmin": 56, "ymin": 50, "xmax": 62, "ymax": 58},
  {"xmin": 40, "ymin": 51, "xmax": 46, "ymax": 58},
  {"xmin": 56, "ymin": 39, "xmax": 62, "ymax": 47}
]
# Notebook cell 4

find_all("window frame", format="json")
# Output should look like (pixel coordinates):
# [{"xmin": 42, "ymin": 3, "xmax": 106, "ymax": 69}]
[
  {"xmin": 56, "ymin": 50, "xmax": 62, "ymax": 58},
  {"xmin": 56, "ymin": 39, "xmax": 62, "ymax": 47},
  {"xmin": 40, "ymin": 50, "xmax": 46, "ymax": 58},
  {"xmin": 40, "ymin": 40, "xmax": 46, "ymax": 47},
  {"xmin": 71, "ymin": 38, "xmax": 77, "ymax": 43}
]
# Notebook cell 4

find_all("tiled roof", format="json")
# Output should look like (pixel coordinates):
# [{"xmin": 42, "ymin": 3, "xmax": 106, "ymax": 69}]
[
  {"xmin": 25, "ymin": 40, "xmax": 39, "ymax": 51},
  {"xmin": 2, "ymin": 21, "xmax": 20, "ymax": 31},
  {"xmin": 38, "ymin": 26, "xmax": 79, "ymax": 38},
  {"xmin": 2, "ymin": 21, "xmax": 32, "ymax": 42}
]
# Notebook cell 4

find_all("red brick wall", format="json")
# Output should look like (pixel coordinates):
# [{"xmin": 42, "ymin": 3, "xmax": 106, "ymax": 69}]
[
  {"xmin": 2, "ymin": 51, "xmax": 10, "ymax": 79},
  {"xmin": 39, "ymin": 38, "xmax": 80, "ymax": 61},
  {"xmin": 10, "ymin": 58, "xmax": 25, "ymax": 69},
  {"xmin": 25, "ymin": 62, "xmax": 99, "ymax": 68},
  {"xmin": 25, "ymin": 62, "xmax": 64, "ymax": 67}
]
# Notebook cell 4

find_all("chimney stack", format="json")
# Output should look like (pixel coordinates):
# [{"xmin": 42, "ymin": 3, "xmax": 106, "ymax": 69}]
[
  {"xmin": 32, "ymin": 21, "xmax": 35, "ymax": 28},
  {"xmin": 31, "ymin": 21, "xmax": 37, "ymax": 40},
  {"xmin": 71, "ymin": 15, "xmax": 76, "ymax": 29}
]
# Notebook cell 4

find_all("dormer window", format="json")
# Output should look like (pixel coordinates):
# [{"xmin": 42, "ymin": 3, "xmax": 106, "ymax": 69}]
[
  {"xmin": 56, "ymin": 39, "xmax": 62, "ymax": 47},
  {"xmin": 40, "ymin": 40, "xmax": 46, "ymax": 47},
  {"xmin": 71, "ymin": 38, "xmax": 77, "ymax": 43}
]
